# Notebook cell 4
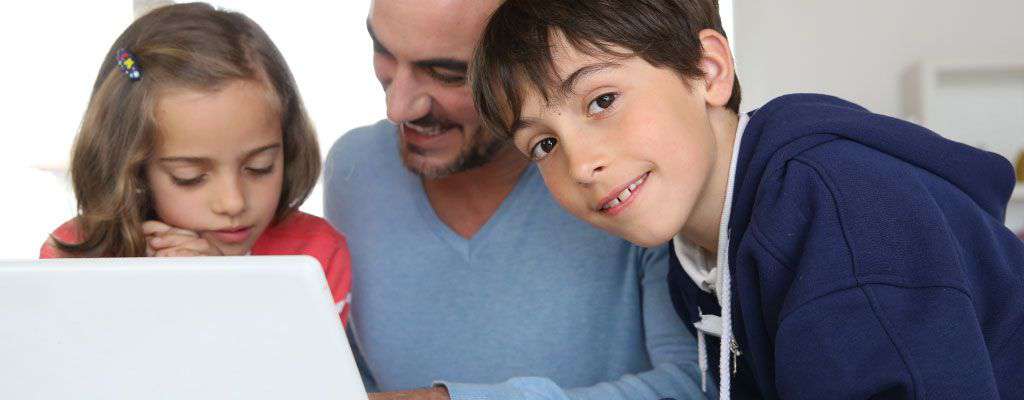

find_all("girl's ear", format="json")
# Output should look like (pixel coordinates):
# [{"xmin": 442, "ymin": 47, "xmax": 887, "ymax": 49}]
[{"xmin": 697, "ymin": 29, "xmax": 736, "ymax": 108}]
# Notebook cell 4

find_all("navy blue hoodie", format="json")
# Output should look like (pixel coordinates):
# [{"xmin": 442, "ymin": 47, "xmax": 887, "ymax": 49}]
[{"xmin": 668, "ymin": 94, "xmax": 1024, "ymax": 399}]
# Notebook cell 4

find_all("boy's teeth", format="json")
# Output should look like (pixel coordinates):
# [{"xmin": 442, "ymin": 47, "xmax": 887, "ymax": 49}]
[
  {"xmin": 602, "ymin": 173, "xmax": 648, "ymax": 211},
  {"xmin": 618, "ymin": 187, "xmax": 632, "ymax": 202}
]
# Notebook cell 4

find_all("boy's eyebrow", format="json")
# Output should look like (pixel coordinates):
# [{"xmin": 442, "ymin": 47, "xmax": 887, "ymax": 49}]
[
  {"xmin": 158, "ymin": 143, "xmax": 281, "ymax": 164},
  {"xmin": 509, "ymin": 119, "xmax": 536, "ymax": 140},
  {"xmin": 507, "ymin": 62, "xmax": 622, "ymax": 139},
  {"xmin": 557, "ymin": 62, "xmax": 621, "ymax": 99},
  {"xmin": 367, "ymin": 19, "xmax": 467, "ymax": 74}
]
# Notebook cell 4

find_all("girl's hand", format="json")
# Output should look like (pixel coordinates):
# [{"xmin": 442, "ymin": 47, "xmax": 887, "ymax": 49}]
[{"xmin": 142, "ymin": 220, "xmax": 223, "ymax": 257}]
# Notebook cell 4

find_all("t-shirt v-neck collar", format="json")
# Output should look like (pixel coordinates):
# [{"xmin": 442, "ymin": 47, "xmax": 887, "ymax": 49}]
[{"xmin": 414, "ymin": 165, "xmax": 537, "ymax": 262}]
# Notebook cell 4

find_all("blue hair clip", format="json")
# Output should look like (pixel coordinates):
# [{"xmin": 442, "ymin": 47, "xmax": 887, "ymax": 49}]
[{"xmin": 116, "ymin": 49, "xmax": 142, "ymax": 81}]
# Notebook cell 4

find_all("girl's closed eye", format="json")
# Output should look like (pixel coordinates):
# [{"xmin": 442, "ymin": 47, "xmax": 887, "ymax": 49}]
[
  {"xmin": 245, "ymin": 163, "xmax": 275, "ymax": 176},
  {"xmin": 171, "ymin": 174, "xmax": 206, "ymax": 187},
  {"xmin": 587, "ymin": 92, "xmax": 619, "ymax": 116}
]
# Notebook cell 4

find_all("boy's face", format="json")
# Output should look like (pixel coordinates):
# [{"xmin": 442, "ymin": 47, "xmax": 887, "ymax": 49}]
[
  {"xmin": 512, "ymin": 43, "xmax": 719, "ymax": 247},
  {"xmin": 146, "ymin": 80, "xmax": 284, "ymax": 255}
]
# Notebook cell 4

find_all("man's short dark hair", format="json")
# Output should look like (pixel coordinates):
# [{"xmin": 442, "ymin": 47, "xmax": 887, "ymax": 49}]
[{"xmin": 472, "ymin": 0, "xmax": 742, "ymax": 139}]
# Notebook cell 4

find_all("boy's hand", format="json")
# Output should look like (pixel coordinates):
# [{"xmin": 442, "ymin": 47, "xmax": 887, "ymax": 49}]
[{"xmin": 143, "ymin": 220, "xmax": 223, "ymax": 257}]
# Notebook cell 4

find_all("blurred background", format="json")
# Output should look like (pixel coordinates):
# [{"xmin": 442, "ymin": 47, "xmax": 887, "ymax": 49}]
[{"xmin": 0, "ymin": 0, "xmax": 1021, "ymax": 259}]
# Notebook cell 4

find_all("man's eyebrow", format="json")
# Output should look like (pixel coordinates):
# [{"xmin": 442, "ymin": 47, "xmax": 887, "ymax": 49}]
[
  {"xmin": 366, "ymin": 20, "xmax": 466, "ymax": 73},
  {"xmin": 413, "ymin": 58, "xmax": 468, "ymax": 73},
  {"xmin": 366, "ymin": 20, "xmax": 391, "ymax": 56},
  {"xmin": 558, "ymin": 62, "xmax": 621, "ymax": 98}
]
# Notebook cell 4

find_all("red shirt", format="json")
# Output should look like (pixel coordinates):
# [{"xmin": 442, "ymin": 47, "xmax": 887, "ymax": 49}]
[{"xmin": 40, "ymin": 212, "xmax": 352, "ymax": 324}]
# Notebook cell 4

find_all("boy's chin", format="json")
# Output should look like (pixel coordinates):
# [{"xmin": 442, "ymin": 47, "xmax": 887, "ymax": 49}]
[
  {"xmin": 624, "ymin": 234, "xmax": 674, "ymax": 249},
  {"xmin": 600, "ymin": 223, "xmax": 675, "ymax": 248}
]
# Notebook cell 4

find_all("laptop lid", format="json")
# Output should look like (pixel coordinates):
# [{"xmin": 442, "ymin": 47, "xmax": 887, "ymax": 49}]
[{"xmin": 0, "ymin": 256, "xmax": 367, "ymax": 400}]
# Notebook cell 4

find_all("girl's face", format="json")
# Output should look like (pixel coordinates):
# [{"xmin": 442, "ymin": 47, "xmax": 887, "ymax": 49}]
[
  {"xmin": 510, "ymin": 44, "xmax": 722, "ymax": 247},
  {"xmin": 146, "ymin": 80, "xmax": 284, "ymax": 255}
]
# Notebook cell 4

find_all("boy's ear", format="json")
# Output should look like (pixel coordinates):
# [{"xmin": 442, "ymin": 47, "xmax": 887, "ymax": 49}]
[{"xmin": 697, "ymin": 29, "xmax": 736, "ymax": 108}]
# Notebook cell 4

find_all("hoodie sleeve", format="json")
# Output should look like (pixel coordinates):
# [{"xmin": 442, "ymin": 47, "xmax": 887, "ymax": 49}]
[{"xmin": 754, "ymin": 156, "xmax": 1003, "ymax": 399}]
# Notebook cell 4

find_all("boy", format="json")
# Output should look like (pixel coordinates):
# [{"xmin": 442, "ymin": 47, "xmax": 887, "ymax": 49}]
[{"xmin": 470, "ymin": 0, "xmax": 1024, "ymax": 399}]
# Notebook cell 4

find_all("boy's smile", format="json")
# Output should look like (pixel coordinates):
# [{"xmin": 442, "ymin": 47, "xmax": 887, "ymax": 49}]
[
  {"xmin": 510, "ymin": 35, "xmax": 739, "ymax": 249},
  {"xmin": 597, "ymin": 172, "xmax": 649, "ymax": 215}
]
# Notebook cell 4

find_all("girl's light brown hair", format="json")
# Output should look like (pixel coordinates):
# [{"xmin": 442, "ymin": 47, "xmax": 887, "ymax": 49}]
[{"xmin": 55, "ymin": 2, "xmax": 320, "ymax": 257}]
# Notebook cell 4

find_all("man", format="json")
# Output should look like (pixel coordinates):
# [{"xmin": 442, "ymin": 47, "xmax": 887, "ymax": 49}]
[{"xmin": 324, "ymin": 1, "xmax": 705, "ymax": 399}]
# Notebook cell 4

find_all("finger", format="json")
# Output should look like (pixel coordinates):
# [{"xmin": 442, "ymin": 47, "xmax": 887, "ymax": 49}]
[
  {"xmin": 148, "ymin": 233, "xmax": 201, "ymax": 250},
  {"xmin": 153, "ymin": 237, "xmax": 222, "ymax": 256},
  {"xmin": 143, "ymin": 221, "xmax": 199, "ymax": 238},
  {"xmin": 142, "ymin": 220, "xmax": 174, "ymax": 236}
]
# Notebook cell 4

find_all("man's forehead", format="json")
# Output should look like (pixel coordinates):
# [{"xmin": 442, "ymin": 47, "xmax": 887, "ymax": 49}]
[{"xmin": 369, "ymin": 0, "xmax": 501, "ymax": 55}]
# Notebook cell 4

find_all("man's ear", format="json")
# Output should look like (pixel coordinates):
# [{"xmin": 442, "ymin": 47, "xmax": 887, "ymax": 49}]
[{"xmin": 697, "ymin": 29, "xmax": 736, "ymax": 108}]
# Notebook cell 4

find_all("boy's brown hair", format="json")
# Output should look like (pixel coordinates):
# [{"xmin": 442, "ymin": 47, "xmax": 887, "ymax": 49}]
[
  {"xmin": 472, "ymin": 0, "xmax": 741, "ymax": 139},
  {"xmin": 55, "ymin": 2, "xmax": 320, "ymax": 257}
]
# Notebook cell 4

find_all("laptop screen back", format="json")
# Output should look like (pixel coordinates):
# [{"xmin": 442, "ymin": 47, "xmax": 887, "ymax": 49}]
[{"xmin": 0, "ymin": 256, "xmax": 367, "ymax": 400}]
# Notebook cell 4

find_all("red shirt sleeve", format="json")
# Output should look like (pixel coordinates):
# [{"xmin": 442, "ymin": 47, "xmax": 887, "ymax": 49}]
[
  {"xmin": 251, "ymin": 212, "xmax": 353, "ymax": 326},
  {"xmin": 39, "ymin": 219, "xmax": 81, "ymax": 259}
]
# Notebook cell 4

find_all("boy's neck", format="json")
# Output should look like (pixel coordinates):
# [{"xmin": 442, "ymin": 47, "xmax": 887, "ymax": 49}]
[{"xmin": 680, "ymin": 107, "xmax": 741, "ymax": 254}]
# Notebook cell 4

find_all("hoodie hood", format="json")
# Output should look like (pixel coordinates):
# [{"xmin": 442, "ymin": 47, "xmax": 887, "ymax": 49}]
[{"xmin": 731, "ymin": 94, "xmax": 1015, "ymax": 238}]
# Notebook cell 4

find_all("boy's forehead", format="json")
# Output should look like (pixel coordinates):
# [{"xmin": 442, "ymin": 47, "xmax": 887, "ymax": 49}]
[{"xmin": 531, "ymin": 39, "xmax": 624, "ymax": 102}]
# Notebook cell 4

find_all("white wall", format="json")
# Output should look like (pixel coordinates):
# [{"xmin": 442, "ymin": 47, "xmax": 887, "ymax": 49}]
[
  {"xmin": 0, "ymin": 1, "xmax": 381, "ymax": 259},
  {"xmin": 734, "ymin": 0, "xmax": 1024, "ymax": 115},
  {"xmin": 733, "ymin": 0, "xmax": 1024, "ymax": 232}
]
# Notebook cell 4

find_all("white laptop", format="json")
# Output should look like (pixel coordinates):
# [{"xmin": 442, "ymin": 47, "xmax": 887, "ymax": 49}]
[{"xmin": 0, "ymin": 256, "xmax": 368, "ymax": 400}]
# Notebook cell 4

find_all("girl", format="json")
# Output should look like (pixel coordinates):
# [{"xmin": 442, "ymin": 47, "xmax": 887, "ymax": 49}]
[{"xmin": 40, "ymin": 3, "xmax": 351, "ymax": 323}]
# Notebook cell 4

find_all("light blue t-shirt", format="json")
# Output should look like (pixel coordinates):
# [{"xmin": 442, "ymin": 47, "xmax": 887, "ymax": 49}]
[{"xmin": 324, "ymin": 120, "xmax": 704, "ymax": 400}]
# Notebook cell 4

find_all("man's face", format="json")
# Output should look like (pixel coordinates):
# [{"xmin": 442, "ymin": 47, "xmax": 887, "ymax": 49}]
[{"xmin": 368, "ymin": 0, "xmax": 504, "ymax": 178}]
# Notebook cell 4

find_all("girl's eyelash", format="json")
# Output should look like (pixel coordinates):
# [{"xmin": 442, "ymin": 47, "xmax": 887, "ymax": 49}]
[
  {"xmin": 246, "ymin": 164, "xmax": 275, "ymax": 175},
  {"xmin": 172, "ymin": 175, "xmax": 205, "ymax": 186}
]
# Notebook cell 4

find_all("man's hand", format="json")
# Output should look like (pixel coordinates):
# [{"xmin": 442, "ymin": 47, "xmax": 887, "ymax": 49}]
[
  {"xmin": 368, "ymin": 387, "xmax": 450, "ymax": 400},
  {"xmin": 143, "ymin": 220, "xmax": 223, "ymax": 257}
]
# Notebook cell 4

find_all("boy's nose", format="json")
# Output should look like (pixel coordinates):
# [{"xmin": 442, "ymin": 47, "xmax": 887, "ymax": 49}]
[
  {"xmin": 565, "ymin": 138, "xmax": 608, "ymax": 185},
  {"xmin": 385, "ymin": 67, "xmax": 431, "ymax": 124}
]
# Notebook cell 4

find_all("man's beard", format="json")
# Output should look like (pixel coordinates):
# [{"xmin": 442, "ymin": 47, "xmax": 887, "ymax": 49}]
[{"xmin": 401, "ymin": 125, "xmax": 506, "ymax": 179}]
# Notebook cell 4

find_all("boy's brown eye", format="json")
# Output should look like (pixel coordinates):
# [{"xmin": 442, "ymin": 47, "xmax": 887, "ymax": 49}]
[
  {"xmin": 530, "ymin": 137, "xmax": 558, "ymax": 161},
  {"xmin": 588, "ymin": 92, "xmax": 618, "ymax": 115}
]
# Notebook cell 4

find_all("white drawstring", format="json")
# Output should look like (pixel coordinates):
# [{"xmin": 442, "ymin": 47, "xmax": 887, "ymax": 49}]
[
  {"xmin": 681, "ymin": 112, "xmax": 748, "ymax": 399},
  {"xmin": 697, "ymin": 329, "xmax": 707, "ymax": 392},
  {"xmin": 717, "ymin": 239, "xmax": 733, "ymax": 400}
]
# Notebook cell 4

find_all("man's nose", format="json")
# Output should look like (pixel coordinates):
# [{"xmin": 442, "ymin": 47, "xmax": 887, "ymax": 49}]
[{"xmin": 385, "ymin": 67, "xmax": 431, "ymax": 123}]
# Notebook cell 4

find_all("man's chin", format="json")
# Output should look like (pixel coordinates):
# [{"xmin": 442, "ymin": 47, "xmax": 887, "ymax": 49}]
[{"xmin": 401, "ymin": 151, "xmax": 461, "ymax": 179}]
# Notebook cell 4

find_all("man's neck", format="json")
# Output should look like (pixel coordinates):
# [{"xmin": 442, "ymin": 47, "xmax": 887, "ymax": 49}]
[{"xmin": 422, "ymin": 144, "xmax": 531, "ymax": 239}]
